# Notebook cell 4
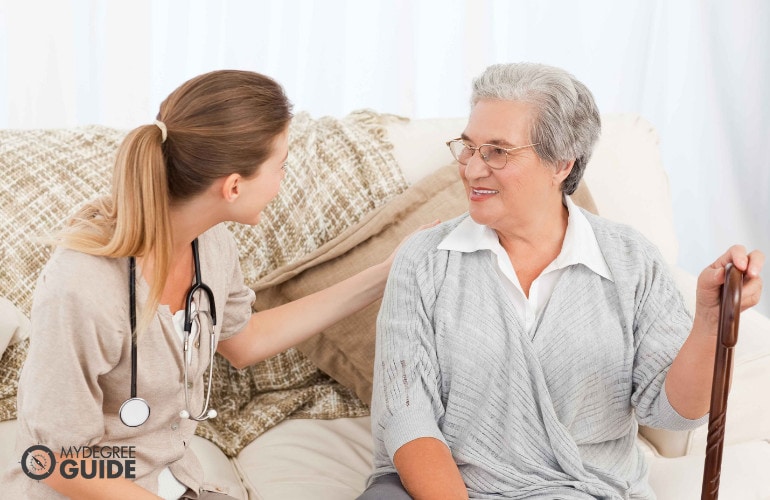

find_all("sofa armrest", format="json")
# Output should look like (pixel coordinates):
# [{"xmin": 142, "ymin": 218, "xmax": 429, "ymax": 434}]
[{"xmin": 639, "ymin": 268, "xmax": 770, "ymax": 457}]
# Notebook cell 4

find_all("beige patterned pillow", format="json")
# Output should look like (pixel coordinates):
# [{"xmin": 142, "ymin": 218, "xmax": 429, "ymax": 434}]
[
  {"xmin": 0, "ymin": 126, "xmax": 125, "ymax": 315},
  {"xmin": 227, "ymin": 110, "xmax": 408, "ymax": 285}
]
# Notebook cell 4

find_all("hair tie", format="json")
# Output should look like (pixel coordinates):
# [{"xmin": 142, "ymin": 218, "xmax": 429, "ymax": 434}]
[{"xmin": 154, "ymin": 120, "xmax": 168, "ymax": 143}]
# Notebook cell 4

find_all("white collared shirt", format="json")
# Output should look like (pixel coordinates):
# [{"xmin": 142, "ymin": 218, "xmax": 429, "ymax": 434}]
[{"xmin": 437, "ymin": 196, "xmax": 613, "ymax": 331}]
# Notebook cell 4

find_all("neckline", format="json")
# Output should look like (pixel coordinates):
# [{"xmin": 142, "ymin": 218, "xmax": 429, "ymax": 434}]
[{"xmin": 132, "ymin": 261, "xmax": 174, "ymax": 318}]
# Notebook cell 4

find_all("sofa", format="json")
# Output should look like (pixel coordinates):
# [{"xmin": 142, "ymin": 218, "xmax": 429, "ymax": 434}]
[{"xmin": 1, "ymin": 112, "xmax": 769, "ymax": 499}]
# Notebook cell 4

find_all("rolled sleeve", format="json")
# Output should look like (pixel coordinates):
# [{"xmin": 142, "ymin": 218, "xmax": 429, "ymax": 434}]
[
  {"xmin": 214, "ymin": 227, "xmax": 255, "ymax": 340},
  {"xmin": 383, "ymin": 402, "xmax": 448, "ymax": 461},
  {"xmin": 653, "ymin": 384, "xmax": 709, "ymax": 430},
  {"xmin": 371, "ymin": 234, "xmax": 447, "ymax": 465},
  {"xmin": 630, "ymin": 244, "xmax": 706, "ymax": 431}
]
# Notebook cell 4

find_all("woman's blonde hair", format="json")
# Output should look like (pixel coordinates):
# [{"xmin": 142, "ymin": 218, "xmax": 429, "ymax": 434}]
[{"xmin": 55, "ymin": 70, "xmax": 292, "ymax": 332}]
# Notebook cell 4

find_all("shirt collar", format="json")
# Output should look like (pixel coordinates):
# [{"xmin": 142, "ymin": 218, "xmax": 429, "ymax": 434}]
[{"xmin": 438, "ymin": 196, "xmax": 613, "ymax": 282}]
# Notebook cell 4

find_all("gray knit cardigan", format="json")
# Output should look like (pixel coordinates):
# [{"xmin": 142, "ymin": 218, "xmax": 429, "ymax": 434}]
[{"xmin": 370, "ymin": 211, "xmax": 707, "ymax": 500}]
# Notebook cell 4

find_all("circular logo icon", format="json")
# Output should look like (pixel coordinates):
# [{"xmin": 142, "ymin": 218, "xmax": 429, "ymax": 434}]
[{"xmin": 21, "ymin": 445, "xmax": 56, "ymax": 480}]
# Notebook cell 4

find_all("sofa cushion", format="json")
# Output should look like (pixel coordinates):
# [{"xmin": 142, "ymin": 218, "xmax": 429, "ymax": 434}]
[
  {"xmin": 385, "ymin": 116, "xmax": 467, "ymax": 185},
  {"xmin": 0, "ymin": 298, "xmax": 30, "ymax": 352},
  {"xmin": 0, "ymin": 419, "xmax": 17, "ymax": 473},
  {"xmin": 0, "ymin": 127, "xmax": 125, "ymax": 316},
  {"xmin": 235, "ymin": 416, "xmax": 373, "ymax": 500},
  {"xmin": 687, "ymin": 306, "xmax": 770, "ymax": 452},
  {"xmin": 235, "ymin": 415, "xmax": 770, "ymax": 500},
  {"xmin": 253, "ymin": 162, "xmax": 598, "ymax": 404},
  {"xmin": 646, "ymin": 440, "xmax": 770, "ymax": 499},
  {"xmin": 582, "ymin": 113, "xmax": 679, "ymax": 266},
  {"xmin": 188, "ymin": 435, "xmax": 248, "ymax": 500}
]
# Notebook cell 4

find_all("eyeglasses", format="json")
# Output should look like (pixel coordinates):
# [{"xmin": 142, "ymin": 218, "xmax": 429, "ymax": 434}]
[{"xmin": 446, "ymin": 138, "xmax": 540, "ymax": 170}]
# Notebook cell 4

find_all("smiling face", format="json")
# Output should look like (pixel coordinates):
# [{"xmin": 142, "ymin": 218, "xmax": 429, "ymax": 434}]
[{"xmin": 459, "ymin": 99, "xmax": 566, "ymax": 235}]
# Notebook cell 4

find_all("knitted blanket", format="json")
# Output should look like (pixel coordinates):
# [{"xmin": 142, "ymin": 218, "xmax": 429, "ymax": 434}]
[{"xmin": 0, "ymin": 110, "xmax": 408, "ymax": 456}]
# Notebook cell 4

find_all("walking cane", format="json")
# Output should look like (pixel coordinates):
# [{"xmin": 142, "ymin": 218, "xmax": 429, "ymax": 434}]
[{"xmin": 701, "ymin": 263, "xmax": 743, "ymax": 500}]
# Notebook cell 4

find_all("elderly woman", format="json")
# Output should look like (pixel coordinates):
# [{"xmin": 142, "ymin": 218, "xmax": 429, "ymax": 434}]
[{"xmin": 361, "ymin": 63, "xmax": 765, "ymax": 500}]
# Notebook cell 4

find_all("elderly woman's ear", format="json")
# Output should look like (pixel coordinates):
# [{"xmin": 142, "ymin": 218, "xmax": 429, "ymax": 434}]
[{"xmin": 552, "ymin": 159, "xmax": 575, "ymax": 187}]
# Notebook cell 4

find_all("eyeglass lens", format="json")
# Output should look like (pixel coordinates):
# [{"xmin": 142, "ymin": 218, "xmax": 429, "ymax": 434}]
[{"xmin": 450, "ymin": 141, "xmax": 508, "ymax": 169}]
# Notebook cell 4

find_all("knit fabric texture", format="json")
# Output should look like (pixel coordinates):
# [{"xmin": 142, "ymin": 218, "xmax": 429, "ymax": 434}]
[
  {"xmin": 370, "ymin": 211, "xmax": 707, "ymax": 499},
  {"xmin": 0, "ymin": 110, "xmax": 407, "ymax": 455}
]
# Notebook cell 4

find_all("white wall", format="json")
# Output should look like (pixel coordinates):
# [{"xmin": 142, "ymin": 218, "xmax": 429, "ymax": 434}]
[{"xmin": 1, "ymin": 0, "xmax": 768, "ymax": 315}]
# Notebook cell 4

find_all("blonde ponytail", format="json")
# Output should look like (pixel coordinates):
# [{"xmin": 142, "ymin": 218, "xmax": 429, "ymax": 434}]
[{"xmin": 55, "ymin": 124, "xmax": 172, "ymax": 333}]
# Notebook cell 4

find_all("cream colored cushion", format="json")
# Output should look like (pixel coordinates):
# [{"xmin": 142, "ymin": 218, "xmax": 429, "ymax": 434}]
[
  {"xmin": 236, "ymin": 416, "xmax": 373, "ymax": 500},
  {"xmin": 188, "ymin": 435, "xmax": 248, "ymax": 500},
  {"xmin": 0, "ymin": 419, "xmax": 17, "ymax": 473},
  {"xmin": 385, "ymin": 116, "xmax": 467, "ymax": 185},
  {"xmin": 0, "ymin": 298, "xmax": 29, "ymax": 353},
  {"xmin": 582, "ymin": 113, "xmax": 679, "ymax": 266},
  {"xmin": 687, "ymin": 306, "xmax": 770, "ymax": 453},
  {"xmin": 646, "ymin": 441, "xmax": 770, "ymax": 499},
  {"xmin": 235, "ymin": 416, "xmax": 770, "ymax": 500}
]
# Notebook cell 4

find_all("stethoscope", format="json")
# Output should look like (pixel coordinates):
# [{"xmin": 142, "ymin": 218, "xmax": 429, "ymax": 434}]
[{"xmin": 119, "ymin": 239, "xmax": 219, "ymax": 427}]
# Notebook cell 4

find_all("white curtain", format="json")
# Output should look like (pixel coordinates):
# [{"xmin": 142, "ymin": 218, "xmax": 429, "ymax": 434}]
[{"xmin": 1, "ymin": 0, "xmax": 768, "ymax": 315}]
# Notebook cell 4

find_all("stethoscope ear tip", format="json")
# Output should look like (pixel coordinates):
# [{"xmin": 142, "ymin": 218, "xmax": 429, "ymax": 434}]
[{"xmin": 177, "ymin": 408, "xmax": 217, "ymax": 420}]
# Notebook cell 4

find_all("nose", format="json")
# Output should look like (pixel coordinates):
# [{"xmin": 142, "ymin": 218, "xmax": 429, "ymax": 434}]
[{"xmin": 462, "ymin": 150, "xmax": 491, "ymax": 180}]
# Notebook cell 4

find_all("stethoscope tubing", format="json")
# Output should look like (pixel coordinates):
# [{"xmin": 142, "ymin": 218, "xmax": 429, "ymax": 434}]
[
  {"xmin": 121, "ymin": 239, "xmax": 218, "ymax": 427},
  {"xmin": 129, "ymin": 256, "xmax": 138, "ymax": 399}
]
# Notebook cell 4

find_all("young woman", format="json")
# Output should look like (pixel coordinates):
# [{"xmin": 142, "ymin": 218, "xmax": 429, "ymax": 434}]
[{"xmin": 4, "ymin": 70, "xmax": 420, "ymax": 499}]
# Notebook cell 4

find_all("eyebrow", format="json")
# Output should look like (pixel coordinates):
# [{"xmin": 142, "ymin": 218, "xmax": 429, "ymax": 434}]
[{"xmin": 459, "ymin": 133, "xmax": 514, "ymax": 147}]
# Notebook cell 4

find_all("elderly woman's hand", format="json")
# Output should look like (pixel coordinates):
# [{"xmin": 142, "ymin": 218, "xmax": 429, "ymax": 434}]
[{"xmin": 694, "ymin": 245, "xmax": 765, "ymax": 332}]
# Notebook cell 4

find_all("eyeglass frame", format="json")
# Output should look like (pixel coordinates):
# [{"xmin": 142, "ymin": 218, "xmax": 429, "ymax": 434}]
[{"xmin": 445, "ymin": 138, "xmax": 541, "ymax": 170}]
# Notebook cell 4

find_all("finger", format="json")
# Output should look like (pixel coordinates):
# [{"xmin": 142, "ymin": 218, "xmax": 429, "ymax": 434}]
[
  {"xmin": 746, "ymin": 249, "xmax": 765, "ymax": 278},
  {"xmin": 710, "ymin": 244, "xmax": 749, "ymax": 272},
  {"xmin": 700, "ymin": 261, "xmax": 726, "ymax": 289},
  {"xmin": 740, "ymin": 276, "xmax": 763, "ymax": 312},
  {"xmin": 713, "ymin": 244, "xmax": 748, "ymax": 269}
]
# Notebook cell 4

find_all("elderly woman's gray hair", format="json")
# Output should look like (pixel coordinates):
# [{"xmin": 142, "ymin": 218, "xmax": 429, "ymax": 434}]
[{"xmin": 471, "ymin": 63, "xmax": 601, "ymax": 195}]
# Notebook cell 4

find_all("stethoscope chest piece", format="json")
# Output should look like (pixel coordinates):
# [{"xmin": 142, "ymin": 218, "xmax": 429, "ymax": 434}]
[{"xmin": 119, "ymin": 397, "xmax": 150, "ymax": 427}]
